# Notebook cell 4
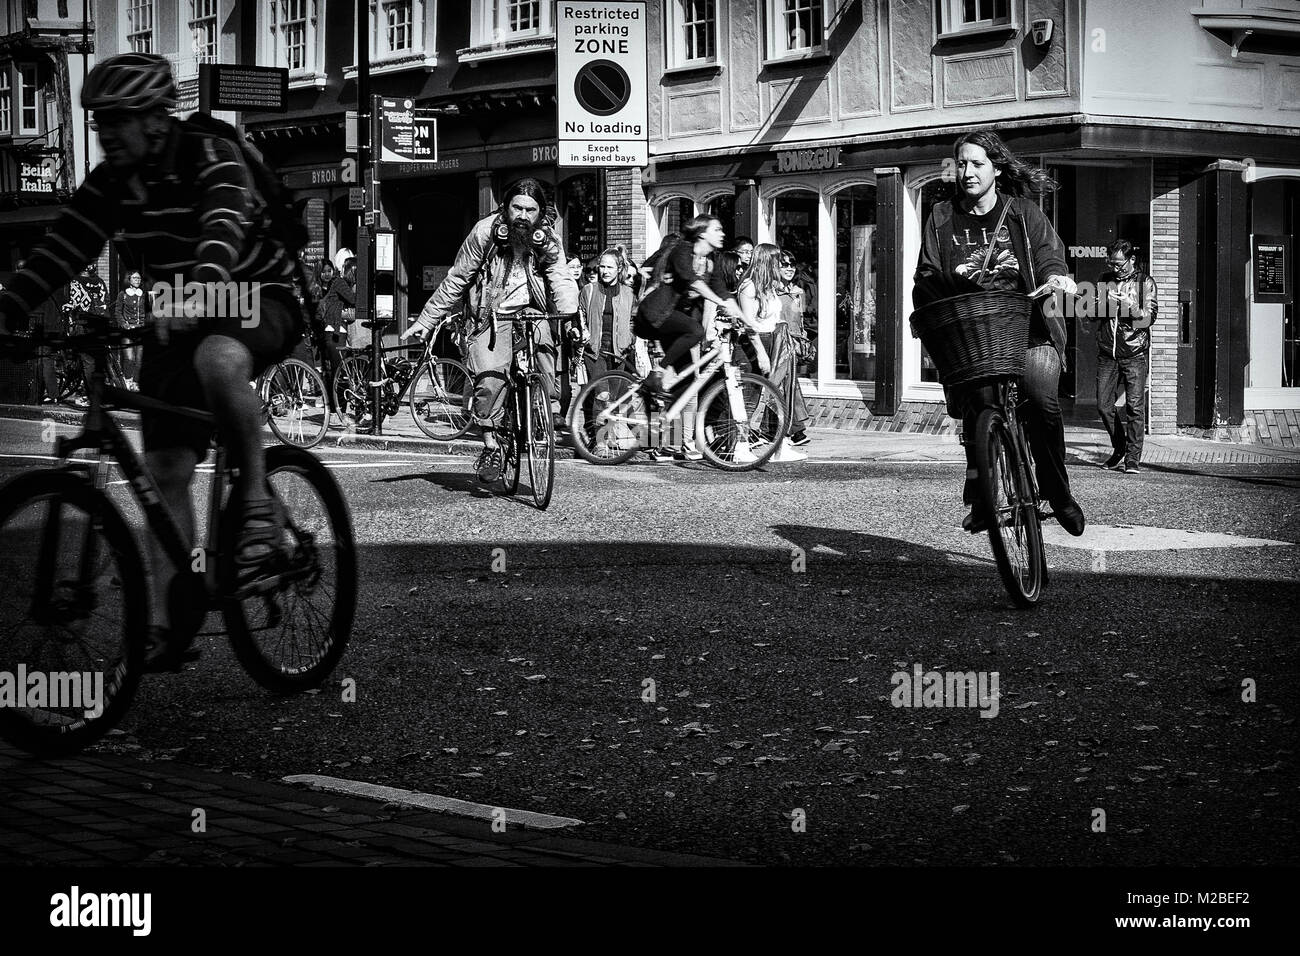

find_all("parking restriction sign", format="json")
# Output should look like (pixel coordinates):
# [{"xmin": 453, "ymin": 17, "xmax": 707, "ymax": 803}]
[{"xmin": 557, "ymin": 2, "xmax": 648, "ymax": 168}]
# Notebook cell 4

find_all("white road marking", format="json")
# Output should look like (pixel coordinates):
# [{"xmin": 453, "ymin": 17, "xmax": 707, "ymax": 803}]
[
  {"xmin": 281, "ymin": 774, "xmax": 585, "ymax": 830},
  {"xmin": 1042, "ymin": 524, "xmax": 1294, "ymax": 551}
]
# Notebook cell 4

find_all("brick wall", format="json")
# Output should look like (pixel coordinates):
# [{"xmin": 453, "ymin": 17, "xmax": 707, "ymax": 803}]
[
  {"xmin": 1149, "ymin": 160, "xmax": 1181, "ymax": 435},
  {"xmin": 603, "ymin": 167, "xmax": 646, "ymax": 263},
  {"xmin": 805, "ymin": 396, "xmax": 959, "ymax": 434}
]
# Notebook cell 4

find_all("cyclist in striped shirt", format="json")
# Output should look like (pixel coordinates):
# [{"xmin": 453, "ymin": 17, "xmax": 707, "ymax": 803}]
[{"xmin": 0, "ymin": 53, "xmax": 307, "ymax": 670}]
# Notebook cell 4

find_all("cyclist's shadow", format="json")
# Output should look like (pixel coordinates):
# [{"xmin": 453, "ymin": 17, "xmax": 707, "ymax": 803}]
[
  {"xmin": 372, "ymin": 469, "xmax": 539, "ymax": 503},
  {"xmin": 769, "ymin": 522, "xmax": 991, "ymax": 570}
]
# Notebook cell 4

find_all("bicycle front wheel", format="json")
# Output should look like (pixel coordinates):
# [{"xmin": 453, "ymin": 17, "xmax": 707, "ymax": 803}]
[
  {"xmin": 220, "ymin": 445, "xmax": 356, "ymax": 692},
  {"xmin": 569, "ymin": 372, "xmax": 646, "ymax": 466},
  {"xmin": 263, "ymin": 358, "xmax": 329, "ymax": 449},
  {"xmin": 0, "ymin": 471, "xmax": 147, "ymax": 756},
  {"xmin": 410, "ymin": 357, "xmax": 472, "ymax": 440},
  {"xmin": 696, "ymin": 371, "xmax": 787, "ymax": 472},
  {"xmin": 973, "ymin": 408, "xmax": 1045, "ymax": 608},
  {"xmin": 526, "ymin": 378, "xmax": 555, "ymax": 509}
]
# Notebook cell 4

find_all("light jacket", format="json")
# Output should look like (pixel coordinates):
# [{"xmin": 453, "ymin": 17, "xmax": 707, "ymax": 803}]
[
  {"xmin": 412, "ymin": 214, "xmax": 578, "ymax": 336},
  {"xmin": 1095, "ymin": 269, "xmax": 1157, "ymax": 359},
  {"xmin": 579, "ymin": 281, "xmax": 635, "ymax": 356},
  {"xmin": 915, "ymin": 191, "xmax": 1072, "ymax": 365}
]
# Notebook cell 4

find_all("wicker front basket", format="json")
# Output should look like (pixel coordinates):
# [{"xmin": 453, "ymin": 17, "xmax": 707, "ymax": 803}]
[{"xmin": 909, "ymin": 290, "xmax": 1032, "ymax": 387}]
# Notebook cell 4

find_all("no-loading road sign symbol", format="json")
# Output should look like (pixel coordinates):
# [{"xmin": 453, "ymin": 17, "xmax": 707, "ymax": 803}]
[{"xmin": 574, "ymin": 60, "xmax": 630, "ymax": 116}]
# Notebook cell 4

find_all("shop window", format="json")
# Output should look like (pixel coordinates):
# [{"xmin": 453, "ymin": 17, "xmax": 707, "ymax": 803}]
[
  {"xmin": 126, "ymin": 0, "xmax": 154, "ymax": 53},
  {"xmin": 189, "ymin": 0, "xmax": 219, "ymax": 64},
  {"xmin": 657, "ymin": 196, "xmax": 696, "ymax": 240},
  {"xmin": 472, "ymin": 0, "xmax": 552, "ymax": 46},
  {"xmin": 707, "ymin": 194, "xmax": 735, "ymax": 245},
  {"xmin": 562, "ymin": 174, "xmax": 603, "ymax": 266},
  {"xmin": 834, "ymin": 185, "xmax": 876, "ymax": 381},
  {"xmin": 765, "ymin": 0, "xmax": 827, "ymax": 62},
  {"xmin": 773, "ymin": 190, "xmax": 820, "ymax": 346},
  {"xmin": 0, "ymin": 65, "xmax": 10, "ymax": 137},
  {"xmin": 938, "ymin": 0, "xmax": 1012, "ymax": 38},
  {"xmin": 666, "ymin": 0, "xmax": 718, "ymax": 69},
  {"xmin": 17, "ymin": 63, "xmax": 39, "ymax": 136}
]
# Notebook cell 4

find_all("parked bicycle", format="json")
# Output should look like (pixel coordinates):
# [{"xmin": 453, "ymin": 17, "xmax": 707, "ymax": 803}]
[
  {"xmin": 569, "ymin": 315, "xmax": 788, "ymax": 471},
  {"xmin": 258, "ymin": 356, "xmax": 330, "ymax": 449},
  {"xmin": 910, "ymin": 288, "xmax": 1050, "ymax": 607},
  {"xmin": 332, "ymin": 316, "xmax": 472, "ymax": 441},
  {"xmin": 0, "ymin": 321, "xmax": 356, "ymax": 757}
]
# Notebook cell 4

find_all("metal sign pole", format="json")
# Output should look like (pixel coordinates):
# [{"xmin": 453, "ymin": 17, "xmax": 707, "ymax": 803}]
[{"xmin": 355, "ymin": 5, "xmax": 378, "ymax": 435}]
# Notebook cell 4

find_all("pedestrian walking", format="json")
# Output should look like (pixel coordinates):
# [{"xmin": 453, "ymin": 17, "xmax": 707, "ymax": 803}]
[
  {"xmin": 111, "ymin": 271, "xmax": 149, "ymax": 388},
  {"xmin": 737, "ymin": 243, "xmax": 811, "ymax": 457},
  {"xmin": 1094, "ymin": 239, "xmax": 1157, "ymax": 473}
]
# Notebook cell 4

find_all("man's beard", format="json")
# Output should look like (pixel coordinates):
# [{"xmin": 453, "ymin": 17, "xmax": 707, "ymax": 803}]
[{"xmin": 508, "ymin": 218, "xmax": 533, "ymax": 264}]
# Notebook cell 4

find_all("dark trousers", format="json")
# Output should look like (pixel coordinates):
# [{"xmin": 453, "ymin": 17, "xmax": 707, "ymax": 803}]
[
  {"xmin": 1097, "ymin": 352, "xmax": 1147, "ymax": 465},
  {"xmin": 958, "ymin": 344, "xmax": 1071, "ymax": 507},
  {"xmin": 654, "ymin": 311, "xmax": 705, "ymax": 372},
  {"xmin": 31, "ymin": 347, "xmax": 58, "ymax": 402}
]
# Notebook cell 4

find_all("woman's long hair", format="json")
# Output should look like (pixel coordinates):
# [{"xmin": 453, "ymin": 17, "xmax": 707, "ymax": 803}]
[
  {"xmin": 745, "ymin": 244, "xmax": 783, "ymax": 299},
  {"xmin": 714, "ymin": 250, "xmax": 743, "ymax": 296},
  {"xmin": 953, "ymin": 130, "xmax": 1057, "ymax": 198}
]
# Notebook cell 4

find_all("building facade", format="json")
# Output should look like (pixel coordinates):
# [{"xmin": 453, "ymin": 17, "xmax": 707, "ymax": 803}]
[{"xmin": 646, "ymin": 0, "xmax": 1300, "ymax": 442}]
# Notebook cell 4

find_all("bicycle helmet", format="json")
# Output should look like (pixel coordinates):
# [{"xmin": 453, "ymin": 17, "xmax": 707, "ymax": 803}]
[{"xmin": 82, "ymin": 53, "xmax": 178, "ymax": 112}]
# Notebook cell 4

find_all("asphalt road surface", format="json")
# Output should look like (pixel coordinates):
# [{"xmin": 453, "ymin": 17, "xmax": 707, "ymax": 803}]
[{"xmin": 1, "ymin": 416, "xmax": 1297, "ymax": 866}]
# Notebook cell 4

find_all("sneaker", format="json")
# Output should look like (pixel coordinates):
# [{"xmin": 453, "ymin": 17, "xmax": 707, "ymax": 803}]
[
  {"xmin": 647, "ymin": 446, "xmax": 675, "ymax": 462},
  {"xmin": 673, "ymin": 443, "xmax": 704, "ymax": 461},
  {"xmin": 789, "ymin": 431, "xmax": 810, "ymax": 447},
  {"xmin": 553, "ymin": 412, "xmax": 567, "ymax": 433},
  {"xmin": 732, "ymin": 444, "xmax": 758, "ymax": 464},
  {"xmin": 1101, "ymin": 451, "xmax": 1125, "ymax": 470},
  {"xmin": 1124, "ymin": 462, "xmax": 1141, "ymax": 474},
  {"xmin": 476, "ymin": 446, "xmax": 504, "ymax": 483},
  {"xmin": 1053, "ymin": 497, "xmax": 1086, "ymax": 537}
]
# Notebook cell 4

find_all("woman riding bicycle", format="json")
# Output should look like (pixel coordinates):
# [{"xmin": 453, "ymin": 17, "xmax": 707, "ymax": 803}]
[
  {"xmin": 636, "ymin": 215, "xmax": 741, "ymax": 397},
  {"xmin": 914, "ymin": 130, "xmax": 1085, "ymax": 537}
]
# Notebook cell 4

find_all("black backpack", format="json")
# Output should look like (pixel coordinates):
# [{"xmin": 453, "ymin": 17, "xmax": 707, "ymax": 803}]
[{"xmin": 182, "ymin": 112, "xmax": 315, "ymax": 323}]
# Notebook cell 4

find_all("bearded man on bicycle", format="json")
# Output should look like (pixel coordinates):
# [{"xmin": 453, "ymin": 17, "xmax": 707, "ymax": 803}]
[
  {"xmin": 0, "ymin": 53, "xmax": 306, "ymax": 670},
  {"xmin": 401, "ymin": 179, "xmax": 579, "ymax": 483}
]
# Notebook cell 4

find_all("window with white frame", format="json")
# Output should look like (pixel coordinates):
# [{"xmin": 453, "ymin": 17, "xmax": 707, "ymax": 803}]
[
  {"xmin": 766, "ymin": 0, "xmax": 826, "ymax": 60},
  {"xmin": 371, "ymin": 0, "xmax": 421, "ymax": 59},
  {"xmin": 18, "ymin": 63, "xmax": 39, "ymax": 135},
  {"xmin": 666, "ymin": 0, "xmax": 718, "ymax": 68},
  {"xmin": 0, "ymin": 66, "xmax": 11, "ymax": 136},
  {"xmin": 269, "ymin": 0, "xmax": 319, "ymax": 73},
  {"xmin": 126, "ymin": 0, "xmax": 154, "ymax": 53},
  {"xmin": 939, "ymin": 0, "xmax": 1012, "ymax": 35},
  {"xmin": 188, "ymin": 0, "xmax": 219, "ymax": 63}
]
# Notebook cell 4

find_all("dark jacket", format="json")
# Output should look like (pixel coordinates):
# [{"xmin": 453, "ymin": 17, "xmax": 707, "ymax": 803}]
[
  {"xmin": 112, "ymin": 288, "xmax": 149, "ymax": 329},
  {"xmin": 916, "ymin": 191, "xmax": 1072, "ymax": 364},
  {"xmin": 579, "ymin": 281, "xmax": 635, "ymax": 357},
  {"xmin": 318, "ymin": 276, "xmax": 354, "ymax": 332},
  {"xmin": 1095, "ymin": 269, "xmax": 1156, "ymax": 359}
]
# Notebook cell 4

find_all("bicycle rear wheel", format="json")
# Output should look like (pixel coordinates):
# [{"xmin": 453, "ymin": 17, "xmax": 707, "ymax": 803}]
[
  {"xmin": 696, "ymin": 371, "xmax": 787, "ymax": 472},
  {"xmin": 410, "ymin": 357, "xmax": 472, "ymax": 441},
  {"xmin": 972, "ymin": 407, "xmax": 1045, "ymax": 608},
  {"xmin": 333, "ymin": 354, "xmax": 372, "ymax": 422},
  {"xmin": 569, "ymin": 372, "xmax": 646, "ymax": 466},
  {"xmin": 526, "ymin": 378, "xmax": 555, "ymax": 509},
  {"xmin": 0, "ymin": 471, "xmax": 147, "ymax": 756},
  {"xmin": 263, "ymin": 358, "xmax": 329, "ymax": 449},
  {"xmin": 220, "ymin": 445, "xmax": 356, "ymax": 692}
]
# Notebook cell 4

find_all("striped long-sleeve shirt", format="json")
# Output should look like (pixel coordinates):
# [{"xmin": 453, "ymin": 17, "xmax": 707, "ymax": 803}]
[{"xmin": 0, "ymin": 117, "xmax": 294, "ymax": 323}]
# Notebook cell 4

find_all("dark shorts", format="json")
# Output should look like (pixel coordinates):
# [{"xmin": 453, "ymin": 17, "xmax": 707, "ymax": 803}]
[{"xmin": 138, "ymin": 288, "xmax": 303, "ymax": 460}]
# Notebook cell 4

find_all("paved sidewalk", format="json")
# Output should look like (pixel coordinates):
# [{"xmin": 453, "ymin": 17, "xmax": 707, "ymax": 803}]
[
  {"xmin": 0, "ymin": 743, "xmax": 738, "ymax": 867},
  {"xmin": 5, "ymin": 401, "xmax": 1300, "ymax": 467}
]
